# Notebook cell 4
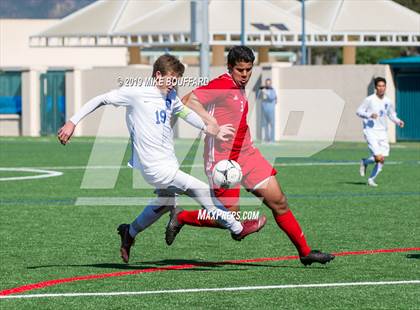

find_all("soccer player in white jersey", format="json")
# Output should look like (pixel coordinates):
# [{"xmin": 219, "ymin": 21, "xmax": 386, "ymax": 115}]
[
  {"xmin": 356, "ymin": 77, "xmax": 405, "ymax": 187},
  {"xmin": 57, "ymin": 55, "xmax": 266, "ymax": 263}
]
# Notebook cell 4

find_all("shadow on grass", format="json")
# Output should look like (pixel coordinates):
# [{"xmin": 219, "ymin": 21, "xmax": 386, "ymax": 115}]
[
  {"xmin": 406, "ymin": 254, "xmax": 420, "ymax": 259},
  {"xmin": 27, "ymin": 258, "xmax": 306, "ymax": 271},
  {"xmin": 341, "ymin": 181, "xmax": 367, "ymax": 186}
]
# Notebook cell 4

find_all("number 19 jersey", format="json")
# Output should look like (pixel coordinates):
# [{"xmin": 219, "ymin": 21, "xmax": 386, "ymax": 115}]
[{"xmin": 102, "ymin": 86, "xmax": 184, "ymax": 186}]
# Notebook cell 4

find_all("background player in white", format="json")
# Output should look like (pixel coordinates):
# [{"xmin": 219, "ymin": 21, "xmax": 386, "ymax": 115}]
[
  {"xmin": 357, "ymin": 77, "xmax": 405, "ymax": 187},
  {"xmin": 57, "ymin": 54, "xmax": 266, "ymax": 263}
]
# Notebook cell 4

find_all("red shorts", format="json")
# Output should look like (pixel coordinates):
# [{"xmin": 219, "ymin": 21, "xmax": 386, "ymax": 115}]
[{"xmin": 205, "ymin": 147, "xmax": 277, "ymax": 209}]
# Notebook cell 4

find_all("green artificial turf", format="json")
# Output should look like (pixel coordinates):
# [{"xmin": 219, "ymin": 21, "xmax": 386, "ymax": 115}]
[{"xmin": 0, "ymin": 137, "xmax": 419, "ymax": 309}]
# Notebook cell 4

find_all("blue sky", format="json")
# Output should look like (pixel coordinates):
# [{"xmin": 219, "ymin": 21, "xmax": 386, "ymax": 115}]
[{"xmin": 0, "ymin": 0, "xmax": 96, "ymax": 18}]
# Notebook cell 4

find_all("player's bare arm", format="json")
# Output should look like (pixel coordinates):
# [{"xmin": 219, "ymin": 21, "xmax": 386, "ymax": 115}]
[
  {"xmin": 182, "ymin": 92, "xmax": 235, "ymax": 140},
  {"xmin": 182, "ymin": 92, "xmax": 217, "ymax": 128}
]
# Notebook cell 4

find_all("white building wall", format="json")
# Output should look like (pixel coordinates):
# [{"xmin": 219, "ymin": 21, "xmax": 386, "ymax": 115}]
[
  {"xmin": 0, "ymin": 19, "xmax": 127, "ymax": 68},
  {"xmin": 269, "ymin": 64, "xmax": 396, "ymax": 142},
  {"xmin": 76, "ymin": 66, "xmax": 151, "ymax": 137}
]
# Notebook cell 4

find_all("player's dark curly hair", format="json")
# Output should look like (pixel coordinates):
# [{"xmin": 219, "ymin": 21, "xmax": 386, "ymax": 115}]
[
  {"xmin": 152, "ymin": 54, "xmax": 185, "ymax": 77},
  {"xmin": 227, "ymin": 46, "xmax": 255, "ymax": 67},
  {"xmin": 374, "ymin": 77, "xmax": 386, "ymax": 86}
]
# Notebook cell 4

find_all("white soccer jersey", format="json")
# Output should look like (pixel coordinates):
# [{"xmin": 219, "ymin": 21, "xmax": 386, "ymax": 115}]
[
  {"xmin": 356, "ymin": 94, "xmax": 401, "ymax": 132},
  {"xmin": 70, "ymin": 86, "xmax": 187, "ymax": 186}
]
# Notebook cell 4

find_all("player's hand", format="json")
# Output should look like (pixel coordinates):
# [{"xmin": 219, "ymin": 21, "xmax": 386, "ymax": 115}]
[
  {"xmin": 371, "ymin": 113, "xmax": 378, "ymax": 119},
  {"xmin": 399, "ymin": 120, "xmax": 405, "ymax": 128},
  {"xmin": 216, "ymin": 124, "xmax": 235, "ymax": 142},
  {"xmin": 57, "ymin": 121, "xmax": 76, "ymax": 145},
  {"xmin": 205, "ymin": 123, "xmax": 220, "ymax": 136}
]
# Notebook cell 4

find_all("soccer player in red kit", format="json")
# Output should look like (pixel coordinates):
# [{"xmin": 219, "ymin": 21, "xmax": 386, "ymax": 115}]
[{"xmin": 167, "ymin": 46, "xmax": 334, "ymax": 266}]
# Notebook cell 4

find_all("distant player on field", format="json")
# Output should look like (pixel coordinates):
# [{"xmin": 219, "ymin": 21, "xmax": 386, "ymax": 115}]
[
  {"xmin": 57, "ymin": 54, "xmax": 266, "ymax": 263},
  {"xmin": 357, "ymin": 77, "xmax": 404, "ymax": 187},
  {"xmin": 166, "ymin": 46, "xmax": 334, "ymax": 266}
]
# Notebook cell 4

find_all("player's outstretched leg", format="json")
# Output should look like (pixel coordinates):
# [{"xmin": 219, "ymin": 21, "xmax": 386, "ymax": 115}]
[
  {"xmin": 173, "ymin": 187, "xmax": 240, "ymax": 229},
  {"xmin": 368, "ymin": 155, "xmax": 384, "ymax": 187},
  {"xmin": 360, "ymin": 156, "xmax": 375, "ymax": 177},
  {"xmin": 253, "ymin": 176, "xmax": 334, "ymax": 266},
  {"xmin": 164, "ymin": 171, "xmax": 245, "ymax": 245},
  {"xmin": 166, "ymin": 207, "xmax": 267, "ymax": 245},
  {"xmin": 231, "ymin": 215, "xmax": 267, "ymax": 241},
  {"xmin": 360, "ymin": 160, "xmax": 366, "ymax": 176},
  {"xmin": 165, "ymin": 171, "xmax": 268, "ymax": 245},
  {"xmin": 118, "ymin": 191, "xmax": 174, "ymax": 263},
  {"xmin": 117, "ymin": 224, "xmax": 135, "ymax": 263}
]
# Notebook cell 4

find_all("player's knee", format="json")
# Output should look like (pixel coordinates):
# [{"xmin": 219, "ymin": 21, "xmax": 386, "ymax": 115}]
[
  {"xmin": 269, "ymin": 194, "xmax": 289, "ymax": 213},
  {"xmin": 227, "ymin": 205, "xmax": 239, "ymax": 212},
  {"xmin": 374, "ymin": 155, "xmax": 384, "ymax": 163}
]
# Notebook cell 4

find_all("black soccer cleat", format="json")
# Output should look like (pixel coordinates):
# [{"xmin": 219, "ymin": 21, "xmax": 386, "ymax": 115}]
[
  {"xmin": 165, "ymin": 207, "xmax": 184, "ymax": 246},
  {"xmin": 117, "ymin": 224, "xmax": 135, "ymax": 263},
  {"xmin": 300, "ymin": 250, "xmax": 335, "ymax": 266}
]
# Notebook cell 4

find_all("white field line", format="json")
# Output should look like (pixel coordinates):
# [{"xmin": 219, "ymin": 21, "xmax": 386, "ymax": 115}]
[
  {"xmin": 0, "ymin": 168, "xmax": 63, "ymax": 181},
  {"xmin": 0, "ymin": 161, "xmax": 415, "ymax": 182},
  {"xmin": 1, "ymin": 280, "xmax": 419, "ymax": 299},
  {"xmin": 75, "ymin": 197, "xmax": 264, "ymax": 206},
  {"xmin": 1, "ymin": 161, "xmax": 412, "ymax": 171}
]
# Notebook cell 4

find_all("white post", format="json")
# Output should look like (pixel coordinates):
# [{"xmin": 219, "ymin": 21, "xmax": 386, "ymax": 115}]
[
  {"xmin": 65, "ymin": 69, "xmax": 83, "ymax": 136},
  {"xmin": 21, "ymin": 69, "xmax": 41, "ymax": 136}
]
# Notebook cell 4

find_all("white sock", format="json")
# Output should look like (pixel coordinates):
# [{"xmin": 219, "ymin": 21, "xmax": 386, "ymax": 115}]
[
  {"xmin": 129, "ymin": 195, "xmax": 174, "ymax": 237},
  {"xmin": 363, "ymin": 156, "xmax": 375, "ymax": 166},
  {"xmin": 369, "ymin": 162, "xmax": 383, "ymax": 180},
  {"xmin": 168, "ymin": 170, "xmax": 243, "ymax": 235},
  {"xmin": 186, "ymin": 187, "xmax": 243, "ymax": 234}
]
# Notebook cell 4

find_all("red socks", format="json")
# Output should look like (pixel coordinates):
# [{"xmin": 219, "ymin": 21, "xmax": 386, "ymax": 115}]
[
  {"xmin": 177, "ymin": 210, "xmax": 220, "ymax": 228},
  {"xmin": 274, "ymin": 210, "xmax": 311, "ymax": 257},
  {"xmin": 177, "ymin": 209, "xmax": 311, "ymax": 257}
]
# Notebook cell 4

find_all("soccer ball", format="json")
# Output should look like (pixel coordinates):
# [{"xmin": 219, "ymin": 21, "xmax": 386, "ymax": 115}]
[{"xmin": 212, "ymin": 159, "xmax": 242, "ymax": 188}]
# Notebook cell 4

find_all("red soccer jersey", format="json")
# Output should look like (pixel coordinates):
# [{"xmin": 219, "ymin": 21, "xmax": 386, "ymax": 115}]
[{"xmin": 193, "ymin": 73, "xmax": 254, "ymax": 162}]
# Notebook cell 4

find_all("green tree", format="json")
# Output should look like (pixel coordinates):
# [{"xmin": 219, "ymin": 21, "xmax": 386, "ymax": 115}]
[
  {"xmin": 393, "ymin": 0, "xmax": 420, "ymax": 13},
  {"xmin": 356, "ymin": 47, "xmax": 404, "ymax": 64}
]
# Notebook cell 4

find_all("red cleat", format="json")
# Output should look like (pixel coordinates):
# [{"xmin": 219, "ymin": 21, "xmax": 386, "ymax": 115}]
[{"xmin": 231, "ymin": 215, "xmax": 267, "ymax": 241}]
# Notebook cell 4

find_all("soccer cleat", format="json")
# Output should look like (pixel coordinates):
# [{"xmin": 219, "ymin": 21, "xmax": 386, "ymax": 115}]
[
  {"xmin": 367, "ymin": 178, "xmax": 378, "ymax": 187},
  {"xmin": 359, "ymin": 159, "xmax": 367, "ymax": 177},
  {"xmin": 117, "ymin": 224, "xmax": 135, "ymax": 263},
  {"xmin": 231, "ymin": 215, "xmax": 267, "ymax": 241},
  {"xmin": 165, "ymin": 207, "xmax": 184, "ymax": 246},
  {"xmin": 300, "ymin": 250, "xmax": 335, "ymax": 266}
]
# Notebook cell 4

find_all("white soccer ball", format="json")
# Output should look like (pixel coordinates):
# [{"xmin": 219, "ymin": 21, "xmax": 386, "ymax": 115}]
[{"xmin": 212, "ymin": 159, "xmax": 242, "ymax": 188}]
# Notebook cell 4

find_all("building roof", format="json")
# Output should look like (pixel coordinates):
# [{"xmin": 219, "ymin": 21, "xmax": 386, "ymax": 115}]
[
  {"xmin": 39, "ymin": 0, "xmax": 170, "ymax": 36},
  {"xmin": 380, "ymin": 56, "xmax": 420, "ymax": 67},
  {"xmin": 267, "ymin": 0, "xmax": 300, "ymax": 11},
  {"xmin": 31, "ymin": 0, "xmax": 420, "ymax": 48},
  {"xmin": 291, "ymin": 0, "xmax": 420, "ymax": 32}
]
